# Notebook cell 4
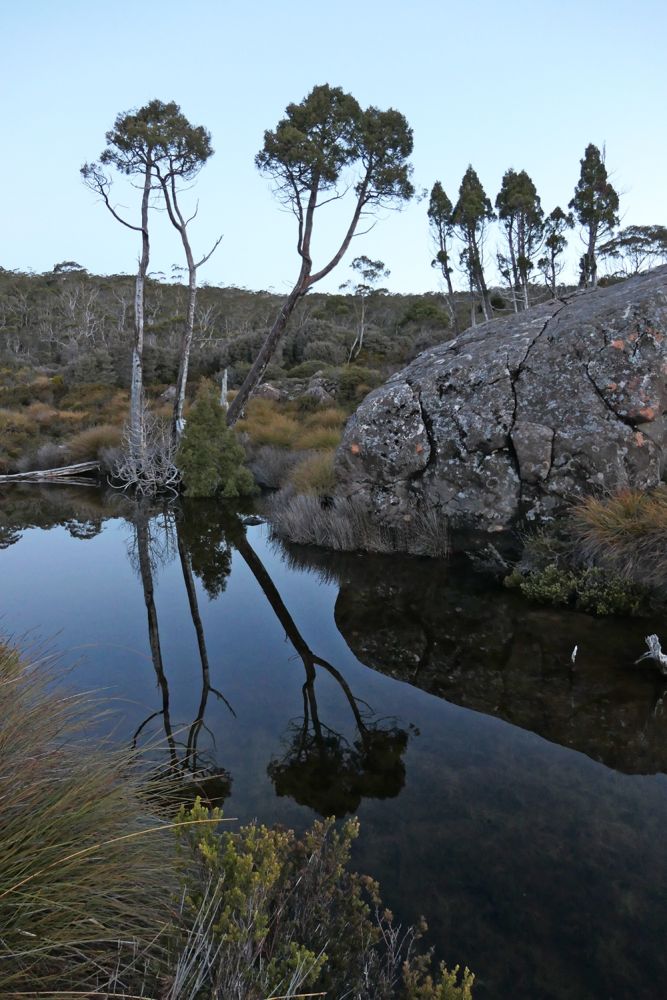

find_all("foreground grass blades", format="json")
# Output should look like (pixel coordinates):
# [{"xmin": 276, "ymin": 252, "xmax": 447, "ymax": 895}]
[
  {"xmin": 0, "ymin": 640, "xmax": 473, "ymax": 998},
  {"xmin": 0, "ymin": 643, "xmax": 178, "ymax": 994}
]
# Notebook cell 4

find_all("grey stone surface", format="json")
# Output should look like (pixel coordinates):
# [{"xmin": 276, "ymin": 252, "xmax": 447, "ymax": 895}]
[{"xmin": 335, "ymin": 267, "xmax": 667, "ymax": 531}]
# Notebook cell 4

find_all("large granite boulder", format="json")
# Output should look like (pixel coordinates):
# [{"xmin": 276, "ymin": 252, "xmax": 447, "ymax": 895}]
[{"xmin": 335, "ymin": 267, "xmax": 667, "ymax": 531}]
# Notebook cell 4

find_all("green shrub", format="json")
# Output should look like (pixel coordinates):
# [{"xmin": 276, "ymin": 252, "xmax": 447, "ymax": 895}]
[
  {"xmin": 507, "ymin": 564, "xmax": 577, "ymax": 606},
  {"xmin": 177, "ymin": 381, "xmax": 257, "ymax": 498},
  {"xmin": 286, "ymin": 359, "xmax": 328, "ymax": 379},
  {"xmin": 506, "ymin": 563, "xmax": 647, "ymax": 616},
  {"xmin": 574, "ymin": 567, "xmax": 644, "ymax": 616},
  {"xmin": 174, "ymin": 798, "xmax": 474, "ymax": 999},
  {"xmin": 325, "ymin": 365, "xmax": 383, "ymax": 406},
  {"xmin": 399, "ymin": 300, "xmax": 450, "ymax": 329}
]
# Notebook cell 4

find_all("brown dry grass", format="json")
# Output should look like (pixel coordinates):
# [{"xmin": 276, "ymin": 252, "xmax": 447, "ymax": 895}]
[{"xmin": 288, "ymin": 450, "xmax": 337, "ymax": 496}]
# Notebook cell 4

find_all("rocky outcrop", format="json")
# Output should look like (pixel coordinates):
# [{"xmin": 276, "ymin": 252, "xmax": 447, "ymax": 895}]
[{"xmin": 335, "ymin": 268, "xmax": 667, "ymax": 531}]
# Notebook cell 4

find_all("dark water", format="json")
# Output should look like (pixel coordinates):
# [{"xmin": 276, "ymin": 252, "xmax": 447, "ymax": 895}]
[{"xmin": 2, "ymin": 485, "xmax": 667, "ymax": 1000}]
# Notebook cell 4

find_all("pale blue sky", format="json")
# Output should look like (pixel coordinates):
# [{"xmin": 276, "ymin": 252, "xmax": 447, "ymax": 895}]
[{"xmin": 2, "ymin": 0, "xmax": 666, "ymax": 293}]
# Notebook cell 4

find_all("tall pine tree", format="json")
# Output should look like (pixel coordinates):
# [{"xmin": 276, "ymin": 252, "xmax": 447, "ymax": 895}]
[
  {"xmin": 453, "ymin": 167, "xmax": 495, "ymax": 321},
  {"xmin": 569, "ymin": 144, "xmax": 619, "ymax": 288}
]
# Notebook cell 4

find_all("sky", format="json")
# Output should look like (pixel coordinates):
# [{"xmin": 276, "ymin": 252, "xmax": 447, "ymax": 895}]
[{"xmin": 3, "ymin": 0, "xmax": 666, "ymax": 295}]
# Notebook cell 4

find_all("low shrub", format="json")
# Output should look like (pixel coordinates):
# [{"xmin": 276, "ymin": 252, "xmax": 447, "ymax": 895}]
[
  {"xmin": 506, "ymin": 563, "xmax": 647, "ymax": 616},
  {"xmin": 505, "ymin": 564, "xmax": 577, "ymax": 606},
  {"xmin": 173, "ymin": 798, "xmax": 474, "ymax": 1000},
  {"xmin": 286, "ymin": 360, "xmax": 328, "ymax": 379}
]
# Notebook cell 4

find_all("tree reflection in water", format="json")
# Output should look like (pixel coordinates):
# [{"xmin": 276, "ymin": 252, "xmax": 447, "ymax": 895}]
[
  {"xmin": 232, "ymin": 528, "xmax": 410, "ymax": 817},
  {"xmin": 130, "ymin": 502, "xmax": 233, "ymax": 806}
]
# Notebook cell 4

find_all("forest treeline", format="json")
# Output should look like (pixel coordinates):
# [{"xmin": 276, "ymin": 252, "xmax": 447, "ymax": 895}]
[{"xmin": 2, "ymin": 85, "xmax": 666, "ymax": 493}]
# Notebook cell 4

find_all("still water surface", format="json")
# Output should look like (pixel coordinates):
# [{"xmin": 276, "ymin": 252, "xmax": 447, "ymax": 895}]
[{"xmin": 1, "ymin": 486, "xmax": 667, "ymax": 1000}]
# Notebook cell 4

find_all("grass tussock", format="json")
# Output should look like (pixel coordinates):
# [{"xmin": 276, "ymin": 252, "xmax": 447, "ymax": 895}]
[
  {"xmin": 287, "ymin": 450, "xmax": 337, "ymax": 496},
  {"xmin": 64, "ymin": 422, "xmax": 124, "ymax": 461},
  {"xmin": 570, "ymin": 486, "xmax": 667, "ymax": 590},
  {"xmin": 0, "ymin": 641, "xmax": 176, "ymax": 994},
  {"xmin": 237, "ymin": 398, "xmax": 347, "ymax": 453},
  {"xmin": 269, "ymin": 492, "xmax": 449, "ymax": 557}
]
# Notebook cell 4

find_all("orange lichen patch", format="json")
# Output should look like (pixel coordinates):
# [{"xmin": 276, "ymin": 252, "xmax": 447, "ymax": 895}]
[
  {"xmin": 415, "ymin": 443, "xmax": 424, "ymax": 454},
  {"xmin": 639, "ymin": 406, "xmax": 656, "ymax": 421},
  {"xmin": 350, "ymin": 442, "xmax": 361, "ymax": 455},
  {"xmin": 627, "ymin": 332, "xmax": 639, "ymax": 343},
  {"xmin": 634, "ymin": 432, "xmax": 646, "ymax": 447},
  {"xmin": 605, "ymin": 382, "xmax": 618, "ymax": 392},
  {"xmin": 610, "ymin": 339, "xmax": 625, "ymax": 350}
]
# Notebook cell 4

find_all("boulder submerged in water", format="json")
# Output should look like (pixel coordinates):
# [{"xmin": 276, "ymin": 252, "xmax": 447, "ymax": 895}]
[{"xmin": 335, "ymin": 267, "xmax": 667, "ymax": 534}]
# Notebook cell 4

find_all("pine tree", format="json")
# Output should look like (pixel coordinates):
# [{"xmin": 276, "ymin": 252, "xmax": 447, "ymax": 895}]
[
  {"xmin": 453, "ymin": 167, "xmax": 495, "ymax": 321},
  {"xmin": 177, "ymin": 381, "xmax": 256, "ymax": 498},
  {"xmin": 495, "ymin": 169, "xmax": 544, "ymax": 310},
  {"xmin": 428, "ymin": 182, "xmax": 459, "ymax": 332},
  {"xmin": 569, "ymin": 144, "xmax": 619, "ymax": 288}
]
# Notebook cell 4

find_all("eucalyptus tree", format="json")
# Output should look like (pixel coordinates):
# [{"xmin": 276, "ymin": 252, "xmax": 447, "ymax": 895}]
[
  {"xmin": 150, "ymin": 103, "xmax": 222, "ymax": 446},
  {"xmin": 537, "ymin": 207, "xmax": 573, "ymax": 296},
  {"xmin": 427, "ymin": 181, "xmax": 459, "ymax": 332},
  {"xmin": 82, "ymin": 101, "xmax": 166, "ymax": 470},
  {"xmin": 452, "ymin": 166, "xmax": 495, "ymax": 322},
  {"xmin": 569, "ymin": 143, "xmax": 619, "ymax": 288},
  {"xmin": 598, "ymin": 224, "xmax": 667, "ymax": 276},
  {"xmin": 495, "ymin": 168, "xmax": 544, "ymax": 310},
  {"xmin": 340, "ymin": 255, "xmax": 390, "ymax": 362},
  {"xmin": 225, "ymin": 83, "xmax": 414, "ymax": 426}
]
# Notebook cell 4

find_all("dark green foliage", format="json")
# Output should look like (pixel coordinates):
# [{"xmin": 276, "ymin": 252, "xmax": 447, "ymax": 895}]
[
  {"xmin": 324, "ymin": 364, "xmax": 383, "ymax": 405},
  {"xmin": 100, "ymin": 99, "xmax": 212, "ymax": 178},
  {"xmin": 575, "ymin": 567, "xmax": 643, "ymax": 617},
  {"xmin": 400, "ymin": 300, "xmax": 450, "ymax": 329},
  {"xmin": 569, "ymin": 144, "xmax": 620, "ymax": 287},
  {"xmin": 177, "ymin": 381, "xmax": 256, "ymax": 498},
  {"xmin": 453, "ymin": 167, "xmax": 495, "ymax": 319},
  {"xmin": 537, "ymin": 207, "xmax": 573, "ymax": 295},
  {"xmin": 227, "ymin": 83, "xmax": 414, "ymax": 425},
  {"xmin": 495, "ymin": 168, "xmax": 544, "ymax": 307},
  {"xmin": 508, "ymin": 563, "xmax": 645, "ymax": 616}
]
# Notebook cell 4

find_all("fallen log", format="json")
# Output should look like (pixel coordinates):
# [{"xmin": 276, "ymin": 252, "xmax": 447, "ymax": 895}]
[{"xmin": 0, "ymin": 461, "xmax": 101, "ymax": 484}]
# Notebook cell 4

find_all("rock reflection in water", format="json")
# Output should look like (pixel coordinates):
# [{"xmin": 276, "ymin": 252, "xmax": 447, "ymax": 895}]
[{"xmin": 280, "ymin": 543, "xmax": 667, "ymax": 775}]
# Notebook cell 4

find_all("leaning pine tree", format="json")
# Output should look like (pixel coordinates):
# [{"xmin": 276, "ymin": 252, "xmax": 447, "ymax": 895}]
[{"xmin": 225, "ymin": 83, "xmax": 414, "ymax": 426}]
